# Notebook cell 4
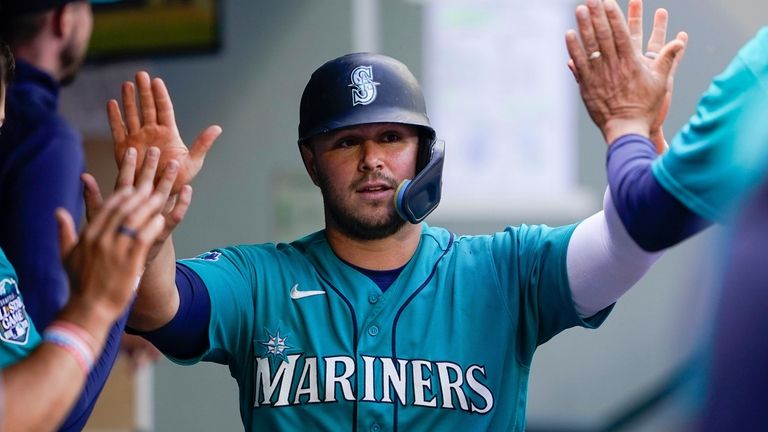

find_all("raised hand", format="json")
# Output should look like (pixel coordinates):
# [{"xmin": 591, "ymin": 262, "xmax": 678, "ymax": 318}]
[
  {"xmin": 56, "ymin": 147, "xmax": 178, "ymax": 326},
  {"xmin": 107, "ymin": 71, "xmax": 222, "ymax": 194},
  {"xmin": 565, "ymin": 0, "xmax": 686, "ymax": 145}
]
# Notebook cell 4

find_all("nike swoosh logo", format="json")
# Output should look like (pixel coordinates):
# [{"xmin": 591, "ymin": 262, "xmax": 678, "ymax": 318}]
[{"xmin": 290, "ymin": 284, "xmax": 326, "ymax": 300}]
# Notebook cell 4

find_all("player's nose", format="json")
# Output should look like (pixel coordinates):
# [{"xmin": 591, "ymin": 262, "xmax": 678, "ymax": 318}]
[{"xmin": 358, "ymin": 139, "xmax": 384, "ymax": 171}]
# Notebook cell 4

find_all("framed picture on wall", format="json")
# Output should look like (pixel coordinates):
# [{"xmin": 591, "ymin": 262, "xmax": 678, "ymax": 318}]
[{"xmin": 88, "ymin": 0, "xmax": 221, "ymax": 61}]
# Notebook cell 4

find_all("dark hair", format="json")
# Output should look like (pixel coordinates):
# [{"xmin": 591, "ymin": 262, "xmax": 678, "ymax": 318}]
[
  {"xmin": 0, "ymin": 39, "xmax": 14, "ymax": 87},
  {"xmin": 0, "ymin": 12, "xmax": 47, "ymax": 48}
]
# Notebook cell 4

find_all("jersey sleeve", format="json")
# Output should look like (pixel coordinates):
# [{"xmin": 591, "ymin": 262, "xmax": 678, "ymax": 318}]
[
  {"xmin": 0, "ymin": 250, "xmax": 41, "ymax": 368},
  {"xmin": 175, "ymin": 247, "xmax": 256, "ymax": 366},
  {"xmin": 490, "ymin": 224, "xmax": 612, "ymax": 360},
  {"xmin": 652, "ymin": 27, "xmax": 768, "ymax": 222}
]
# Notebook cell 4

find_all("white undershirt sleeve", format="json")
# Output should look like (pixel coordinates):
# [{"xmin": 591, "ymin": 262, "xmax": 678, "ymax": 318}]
[{"xmin": 567, "ymin": 188, "xmax": 663, "ymax": 318}]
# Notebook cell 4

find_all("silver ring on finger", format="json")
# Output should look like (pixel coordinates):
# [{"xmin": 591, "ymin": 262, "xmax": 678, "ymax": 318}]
[
  {"xmin": 588, "ymin": 50, "xmax": 602, "ymax": 61},
  {"xmin": 644, "ymin": 51, "xmax": 658, "ymax": 59}
]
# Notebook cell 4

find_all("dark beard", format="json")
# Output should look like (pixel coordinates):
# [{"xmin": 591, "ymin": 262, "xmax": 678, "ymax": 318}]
[
  {"xmin": 59, "ymin": 40, "xmax": 84, "ymax": 87},
  {"xmin": 318, "ymin": 172, "xmax": 406, "ymax": 241}
]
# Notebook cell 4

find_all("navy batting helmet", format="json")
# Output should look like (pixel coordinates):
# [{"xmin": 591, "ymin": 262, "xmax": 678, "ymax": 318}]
[{"xmin": 298, "ymin": 53, "xmax": 444, "ymax": 223}]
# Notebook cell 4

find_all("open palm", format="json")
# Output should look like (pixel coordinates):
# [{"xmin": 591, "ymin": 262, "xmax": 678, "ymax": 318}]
[{"xmin": 108, "ymin": 71, "xmax": 222, "ymax": 194}]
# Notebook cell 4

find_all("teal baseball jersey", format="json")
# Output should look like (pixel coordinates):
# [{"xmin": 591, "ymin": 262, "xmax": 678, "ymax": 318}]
[
  {"xmin": 0, "ymin": 248, "xmax": 40, "ymax": 367},
  {"xmin": 177, "ymin": 224, "xmax": 611, "ymax": 431},
  {"xmin": 653, "ymin": 27, "xmax": 768, "ymax": 222}
]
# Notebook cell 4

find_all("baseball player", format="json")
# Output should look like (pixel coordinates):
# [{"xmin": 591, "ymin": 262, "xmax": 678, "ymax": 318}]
[{"xmin": 110, "ymin": 1, "xmax": 690, "ymax": 430}]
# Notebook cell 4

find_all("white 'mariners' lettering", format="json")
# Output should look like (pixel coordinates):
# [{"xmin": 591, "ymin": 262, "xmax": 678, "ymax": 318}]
[
  {"xmin": 324, "ymin": 356, "xmax": 356, "ymax": 402},
  {"xmin": 293, "ymin": 356, "xmax": 320, "ymax": 404},
  {"xmin": 362, "ymin": 356, "xmax": 377, "ymax": 402},
  {"xmin": 381, "ymin": 358, "xmax": 408, "ymax": 405},
  {"xmin": 254, "ymin": 354, "xmax": 301, "ymax": 407},
  {"xmin": 436, "ymin": 362, "xmax": 469, "ymax": 410},
  {"xmin": 412, "ymin": 360, "xmax": 437, "ymax": 407},
  {"xmin": 466, "ymin": 365, "xmax": 494, "ymax": 414}
]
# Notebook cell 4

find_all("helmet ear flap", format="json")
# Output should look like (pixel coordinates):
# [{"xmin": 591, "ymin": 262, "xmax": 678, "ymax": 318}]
[{"xmin": 416, "ymin": 127, "xmax": 437, "ymax": 173}]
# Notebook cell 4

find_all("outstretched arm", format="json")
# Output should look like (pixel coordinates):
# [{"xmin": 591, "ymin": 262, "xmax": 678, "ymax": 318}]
[
  {"xmin": 561, "ymin": 0, "xmax": 687, "ymax": 314},
  {"xmin": 101, "ymin": 72, "xmax": 220, "ymax": 332}
]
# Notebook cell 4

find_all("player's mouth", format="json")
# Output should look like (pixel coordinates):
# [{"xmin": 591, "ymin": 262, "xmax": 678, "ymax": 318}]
[{"xmin": 356, "ymin": 181, "xmax": 394, "ymax": 200}]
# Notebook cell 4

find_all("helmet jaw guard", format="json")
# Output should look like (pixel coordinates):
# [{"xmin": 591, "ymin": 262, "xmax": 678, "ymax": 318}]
[{"xmin": 298, "ymin": 52, "xmax": 444, "ymax": 224}]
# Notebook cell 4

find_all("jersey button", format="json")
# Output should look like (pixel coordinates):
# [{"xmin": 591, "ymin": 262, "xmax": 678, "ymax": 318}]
[
  {"xmin": 367, "ymin": 325, "xmax": 379, "ymax": 336},
  {"xmin": 370, "ymin": 424, "xmax": 381, "ymax": 432},
  {"xmin": 368, "ymin": 294, "xmax": 380, "ymax": 304}
]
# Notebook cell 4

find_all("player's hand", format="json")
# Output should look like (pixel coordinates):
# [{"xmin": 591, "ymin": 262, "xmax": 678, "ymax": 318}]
[
  {"xmin": 59, "ymin": 147, "xmax": 178, "ymax": 325},
  {"xmin": 567, "ymin": 0, "xmax": 686, "ymax": 153},
  {"xmin": 565, "ymin": 0, "xmax": 686, "ymax": 145},
  {"xmin": 107, "ymin": 71, "xmax": 222, "ymax": 195},
  {"xmin": 82, "ymin": 147, "xmax": 193, "ymax": 264}
]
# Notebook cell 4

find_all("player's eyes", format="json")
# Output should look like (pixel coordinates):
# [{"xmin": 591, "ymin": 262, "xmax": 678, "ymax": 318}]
[
  {"xmin": 381, "ymin": 133, "xmax": 401, "ymax": 143},
  {"xmin": 335, "ymin": 137, "xmax": 358, "ymax": 148}
]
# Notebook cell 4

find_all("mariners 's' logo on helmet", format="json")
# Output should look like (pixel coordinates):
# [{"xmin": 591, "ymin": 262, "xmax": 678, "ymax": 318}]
[{"xmin": 349, "ymin": 65, "xmax": 379, "ymax": 106}]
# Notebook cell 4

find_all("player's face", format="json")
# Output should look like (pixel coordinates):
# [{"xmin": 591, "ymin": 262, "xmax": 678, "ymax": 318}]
[{"xmin": 304, "ymin": 123, "xmax": 419, "ymax": 240}]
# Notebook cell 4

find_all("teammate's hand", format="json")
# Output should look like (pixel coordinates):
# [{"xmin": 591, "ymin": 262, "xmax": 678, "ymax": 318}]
[
  {"xmin": 567, "ymin": 0, "xmax": 686, "ymax": 153},
  {"xmin": 107, "ymin": 71, "xmax": 222, "ymax": 195},
  {"xmin": 59, "ymin": 147, "xmax": 178, "ymax": 325},
  {"xmin": 564, "ymin": 0, "xmax": 686, "ymax": 145}
]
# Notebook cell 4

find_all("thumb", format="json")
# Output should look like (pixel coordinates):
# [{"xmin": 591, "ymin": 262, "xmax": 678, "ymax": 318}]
[
  {"xmin": 654, "ymin": 38, "xmax": 686, "ymax": 78},
  {"xmin": 189, "ymin": 125, "xmax": 222, "ymax": 163},
  {"xmin": 54, "ymin": 208, "xmax": 78, "ymax": 259}
]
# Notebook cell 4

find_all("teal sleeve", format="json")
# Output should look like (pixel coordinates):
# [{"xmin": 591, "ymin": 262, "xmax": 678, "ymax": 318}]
[
  {"xmin": 490, "ymin": 224, "xmax": 612, "ymax": 363},
  {"xmin": 0, "ymin": 250, "xmax": 41, "ymax": 367},
  {"xmin": 175, "ymin": 248, "xmax": 256, "ymax": 367},
  {"xmin": 653, "ymin": 27, "xmax": 768, "ymax": 222}
]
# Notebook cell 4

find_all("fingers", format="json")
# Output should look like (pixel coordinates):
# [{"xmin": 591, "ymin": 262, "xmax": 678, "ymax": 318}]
[
  {"xmin": 646, "ymin": 8, "xmax": 669, "ymax": 56},
  {"xmin": 166, "ymin": 185, "xmax": 193, "ymax": 230},
  {"xmin": 567, "ymin": 58, "xmax": 581, "ymax": 84},
  {"xmin": 122, "ymin": 81, "xmax": 140, "ymax": 134},
  {"xmin": 603, "ymin": 0, "xmax": 633, "ymax": 58},
  {"xmin": 574, "ymin": 5, "xmax": 600, "ymax": 61},
  {"xmin": 135, "ymin": 147, "xmax": 161, "ymax": 190},
  {"xmin": 565, "ymin": 29, "xmax": 590, "ymax": 83},
  {"xmin": 586, "ymin": 0, "xmax": 619, "ymax": 61},
  {"xmin": 55, "ymin": 208, "xmax": 78, "ymax": 260},
  {"xmin": 654, "ymin": 38, "xmax": 686, "ymax": 77},
  {"xmin": 115, "ymin": 147, "xmax": 137, "ymax": 190},
  {"xmin": 136, "ymin": 71, "xmax": 157, "ymax": 127},
  {"xmin": 119, "ymin": 161, "xmax": 179, "ymax": 246},
  {"xmin": 82, "ymin": 173, "xmax": 104, "ymax": 222},
  {"xmin": 107, "ymin": 99, "xmax": 127, "ymax": 144},
  {"xmin": 189, "ymin": 125, "xmax": 222, "ymax": 163},
  {"xmin": 627, "ymin": 0, "xmax": 643, "ymax": 53},
  {"xmin": 152, "ymin": 77, "xmax": 177, "ymax": 128}
]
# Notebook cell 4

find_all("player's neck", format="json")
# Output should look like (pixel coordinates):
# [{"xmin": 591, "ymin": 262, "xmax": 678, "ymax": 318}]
[{"xmin": 325, "ymin": 223, "xmax": 421, "ymax": 271}]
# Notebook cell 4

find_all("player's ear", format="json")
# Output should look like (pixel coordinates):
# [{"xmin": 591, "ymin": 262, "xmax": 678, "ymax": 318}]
[{"xmin": 299, "ymin": 142, "xmax": 320, "ymax": 187}]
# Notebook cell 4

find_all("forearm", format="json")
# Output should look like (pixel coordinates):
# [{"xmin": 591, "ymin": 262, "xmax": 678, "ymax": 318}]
[
  {"xmin": 607, "ymin": 134, "xmax": 711, "ymax": 251},
  {"xmin": 58, "ymin": 314, "xmax": 127, "ymax": 432},
  {"xmin": 567, "ymin": 190, "xmax": 662, "ymax": 318},
  {"xmin": 0, "ymin": 299, "xmax": 115, "ymax": 432},
  {"xmin": 128, "ymin": 236, "xmax": 180, "ymax": 331},
  {"xmin": 129, "ymin": 263, "xmax": 211, "ymax": 360},
  {"xmin": 1, "ymin": 344, "xmax": 85, "ymax": 432}
]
